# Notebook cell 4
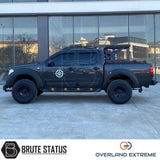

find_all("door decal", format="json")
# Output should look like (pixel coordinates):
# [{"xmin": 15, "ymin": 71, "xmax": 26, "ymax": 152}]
[{"xmin": 55, "ymin": 69, "xmax": 64, "ymax": 79}]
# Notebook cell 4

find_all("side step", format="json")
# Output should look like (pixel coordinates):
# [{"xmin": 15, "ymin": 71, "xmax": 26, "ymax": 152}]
[{"xmin": 43, "ymin": 88, "xmax": 101, "ymax": 92}]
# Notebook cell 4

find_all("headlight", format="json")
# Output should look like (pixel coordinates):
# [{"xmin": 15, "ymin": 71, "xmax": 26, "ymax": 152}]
[{"xmin": 8, "ymin": 69, "xmax": 14, "ymax": 75}]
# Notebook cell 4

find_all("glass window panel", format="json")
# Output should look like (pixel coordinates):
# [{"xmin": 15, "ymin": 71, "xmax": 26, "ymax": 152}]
[
  {"xmin": 14, "ymin": 17, "xmax": 38, "ymax": 65},
  {"xmin": 0, "ymin": 0, "xmax": 11, "ymax": 2},
  {"xmin": 51, "ymin": 54, "xmax": 62, "ymax": 66},
  {"xmin": 62, "ymin": 53, "xmax": 74, "ymax": 65},
  {"xmin": 0, "ymin": 0, "xmax": 37, "ymax": 2},
  {"xmin": 49, "ymin": 16, "xmax": 73, "ymax": 56},
  {"xmin": 99, "ymin": 0, "xmax": 152, "ymax": 1},
  {"xmin": 49, "ymin": 0, "xmax": 72, "ymax": 1},
  {"xmin": 155, "ymin": 14, "xmax": 160, "ymax": 81},
  {"xmin": 78, "ymin": 52, "xmax": 97, "ymax": 65},
  {"xmin": 52, "ymin": 53, "xmax": 74, "ymax": 66},
  {"xmin": 129, "ymin": 15, "xmax": 154, "ymax": 68},
  {"xmin": 74, "ymin": 16, "xmax": 98, "ymax": 47},
  {"xmin": 49, "ymin": 0, "xmax": 149, "ymax": 2},
  {"xmin": 99, "ymin": 15, "xmax": 128, "ymax": 46},
  {"xmin": 0, "ymin": 18, "xmax": 13, "ymax": 82},
  {"xmin": 74, "ymin": 0, "xmax": 97, "ymax": 1},
  {"xmin": 0, "ymin": 0, "xmax": 12, "ymax": 2},
  {"xmin": 48, "ymin": 0, "xmax": 152, "ymax": 1},
  {"xmin": 13, "ymin": 0, "xmax": 37, "ymax": 2}
]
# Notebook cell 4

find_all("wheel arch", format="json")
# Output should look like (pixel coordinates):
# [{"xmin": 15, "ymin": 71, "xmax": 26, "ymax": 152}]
[
  {"xmin": 103, "ymin": 69, "xmax": 140, "ymax": 90},
  {"xmin": 6, "ymin": 69, "xmax": 43, "ymax": 90}
]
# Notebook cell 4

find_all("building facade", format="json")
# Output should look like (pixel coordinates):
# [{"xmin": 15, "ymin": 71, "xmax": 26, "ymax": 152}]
[{"xmin": 0, "ymin": 0, "xmax": 160, "ymax": 83}]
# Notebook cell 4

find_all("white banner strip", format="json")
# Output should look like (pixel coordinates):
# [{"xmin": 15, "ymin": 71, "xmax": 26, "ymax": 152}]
[{"xmin": 0, "ymin": 140, "xmax": 159, "ymax": 160}]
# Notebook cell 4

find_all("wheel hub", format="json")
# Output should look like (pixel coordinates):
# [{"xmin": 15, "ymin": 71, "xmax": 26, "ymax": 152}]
[
  {"xmin": 18, "ymin": 87, "xmax": 29, "ymax": 97},
  {"xmin": 113, "ymin": 87, "xmax": 126, "ymax": 97}
]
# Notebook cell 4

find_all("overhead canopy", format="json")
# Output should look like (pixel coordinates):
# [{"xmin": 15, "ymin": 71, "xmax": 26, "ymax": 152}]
[{"xmin": 0, "ymin": 1, "xmax": 160, "ymax": 16}]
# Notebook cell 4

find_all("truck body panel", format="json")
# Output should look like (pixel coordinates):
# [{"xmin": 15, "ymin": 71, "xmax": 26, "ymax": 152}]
[{"xmin": 3, "ymin": 45, "xmax": 157, "ymax": 104}]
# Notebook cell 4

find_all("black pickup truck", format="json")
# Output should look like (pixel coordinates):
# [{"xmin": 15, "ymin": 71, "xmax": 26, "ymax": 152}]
[{"xmin": 3, "ymin": 45, "xmax": 157, "ymax": 104}]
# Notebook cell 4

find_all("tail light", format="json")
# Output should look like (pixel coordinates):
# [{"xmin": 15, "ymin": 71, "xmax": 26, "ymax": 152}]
[{"xmin": 149, "ymin": 66, "xmax": 153, "ymax": 76}]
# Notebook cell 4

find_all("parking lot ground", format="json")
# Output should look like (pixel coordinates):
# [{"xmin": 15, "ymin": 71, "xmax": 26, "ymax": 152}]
[{"xmin": 0, "ymin": 84, "xmax": 160, "ymax": 139}]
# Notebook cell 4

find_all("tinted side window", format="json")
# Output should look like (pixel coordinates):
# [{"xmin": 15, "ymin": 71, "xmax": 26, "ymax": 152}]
[
  {"xmin": 52, "ymin": 53, "xmax": 74, "ymax": 66},
  {"xmin": 52, "ymin": 55, "xmax": 62, "ymax": 66},
  {"xmin": 79, "ymin": 52, "xmax": 97, "ymax": 65}
]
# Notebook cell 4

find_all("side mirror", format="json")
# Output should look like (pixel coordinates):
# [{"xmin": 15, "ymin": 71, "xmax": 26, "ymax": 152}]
[{"xmin": 48, "ymin": 59, "xmax": 55, "ymax": 67}]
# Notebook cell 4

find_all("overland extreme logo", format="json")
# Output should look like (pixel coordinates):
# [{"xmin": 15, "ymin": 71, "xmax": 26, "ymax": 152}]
[
  {"xmin": 1, "ymin": 141, "xmax": 20, "ymax": 159},
  {"xmin": 120, "ymin": 141, "xmax": 132, "ymax": 150},
  {"xmin": 95, "ymin": 141, "xmax": 156, "ymax": 158}
]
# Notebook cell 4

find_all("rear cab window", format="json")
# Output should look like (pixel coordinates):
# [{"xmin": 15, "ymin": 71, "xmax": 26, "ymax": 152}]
[{"xmin": 78, "ymin": 51, "xmax": 98, "ymax": 65}]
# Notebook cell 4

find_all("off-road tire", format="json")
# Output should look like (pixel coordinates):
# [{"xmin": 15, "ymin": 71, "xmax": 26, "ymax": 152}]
[
  {"xmin": 12, "ymin": 79, "xmax": 37, "ymax": 104},
  {"xmin": 107, "ymin": 79, "xmax": 132, "ymax": 104}
]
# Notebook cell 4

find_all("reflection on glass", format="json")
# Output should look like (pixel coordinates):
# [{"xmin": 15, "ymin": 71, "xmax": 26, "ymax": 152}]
[
  {"xmin": 51, "ymin": 53, "xmax": 74, "ymax": 66},
  {"xmin": 0, "ymin": 18, "xmax": 13, "ymax": 82},
  {"xmin": 99, "ymin": 15, "xmax": 128, "ymax": 46},
  {"xmin": 14, "ymin": 17, "xmax": 38, "ymax": 65},
  {"xmin": 49, "ymin": 17, "xmax": 73, "ymax": 56},
  {"xmin": 0, "ymin": 0, "xmax": 12, "ymax": 2},
  {"xmin": 129, "ymin": 15, "xmax": 154, "ymax": 65},
  {"xmin": 74, "ymin": 0, "xmax": 97, "ymax": 1},
  {"xmin": 49, "ymin": 0, "xmax": 72, "ymax": 1},
  {"xmin": 13, "ymin": 0, "xmax": 37, "ymax": 2},
  {"xmin": 155, "ymin": 14, "xmax": 160, "ymax": 81},
  {"xmin": 74, "ymin": 16, "xmax": 98, "ymax": 47},
  {"xmin": 48, "ymin": 0, "xmax": 149, "ymax": 2},
  {"xmin": 0, "ymin": 0, "xmax": 36, "ymax": 2},
  {"xmin": 105, "ymin": 48, "xmax": 128, "ymax": 61},
  {"xmin": 78, "ymin": 52, "xmax": 97, "ymax": 65}
]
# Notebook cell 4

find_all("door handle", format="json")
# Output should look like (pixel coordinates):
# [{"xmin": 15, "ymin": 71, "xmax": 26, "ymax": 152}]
[
  {"xmin": 69, "ymin": 67, "xmax": 74, "ymax": 71},
  {"xmin": 93, "ymin": 67, "xmax": 99, "ymax": 70}
]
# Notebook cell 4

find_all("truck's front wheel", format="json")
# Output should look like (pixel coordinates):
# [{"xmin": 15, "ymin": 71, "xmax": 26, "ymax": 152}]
[
  {"xmin": 107, "ymin": 79, "xmax": 132, "ymax": 104},
  {"xmin": 12, "ymin": 79, "xmax": 37, "ymax": 104}
]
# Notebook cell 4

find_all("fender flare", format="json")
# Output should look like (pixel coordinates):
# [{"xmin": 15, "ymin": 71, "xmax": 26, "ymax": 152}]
[
  {"xmin": 103, "ymin": 69, "xmax": 140, "ymax": 89},
  {"xmin": 6, "ymin": 69, "xmax": 43, "ymax": 89}
]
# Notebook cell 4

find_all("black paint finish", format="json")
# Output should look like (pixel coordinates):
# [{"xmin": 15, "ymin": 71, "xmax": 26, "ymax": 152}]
[{"xmin": 3, "ymin": 45, "xmax": 157, "ymax": 93}]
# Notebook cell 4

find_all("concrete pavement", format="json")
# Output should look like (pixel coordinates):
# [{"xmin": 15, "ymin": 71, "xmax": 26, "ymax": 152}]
[{"xmin": 0, "ymin": 84, "xmax": 160, "ymax": 139}]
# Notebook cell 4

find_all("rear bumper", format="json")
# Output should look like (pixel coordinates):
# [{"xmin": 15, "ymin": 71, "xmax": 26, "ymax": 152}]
[{"xmin": 151, "ymin": 80, "xmax": 158, "ymax": 85}]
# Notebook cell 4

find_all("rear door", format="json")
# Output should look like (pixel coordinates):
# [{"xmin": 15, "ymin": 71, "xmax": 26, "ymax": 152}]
[{"xmin": 75, "ymin": 50, "xmax": 102, "ymax": 88}]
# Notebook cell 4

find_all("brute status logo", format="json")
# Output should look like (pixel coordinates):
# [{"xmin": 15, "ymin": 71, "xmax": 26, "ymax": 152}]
[{"xmin": 1, "ymin": 141, "xmax": 20, "ymax": 159}]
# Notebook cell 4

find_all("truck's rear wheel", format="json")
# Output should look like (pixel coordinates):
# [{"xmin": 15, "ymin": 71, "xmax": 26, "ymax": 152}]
[
  {"xmin": 107, "ymin": 79, "xmax": 132, "ymax": 104},
  {"xmin": 12, "ymin": 79, "xmax": 37, "ymax": 104}
]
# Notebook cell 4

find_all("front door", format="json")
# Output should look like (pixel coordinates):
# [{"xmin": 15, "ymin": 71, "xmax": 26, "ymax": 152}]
[{"xmin": 44, "ymin": 52, "xmax": 77, "ymax": 88}]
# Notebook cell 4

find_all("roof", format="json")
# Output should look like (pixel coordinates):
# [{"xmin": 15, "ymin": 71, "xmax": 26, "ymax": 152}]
[
  {"xmin": 61, "ymin": 45, "xmax": 130, "ymax": 52},
  {"xmin": 61, "ymin": 46, "xmax": 97, "ymax": 51}
]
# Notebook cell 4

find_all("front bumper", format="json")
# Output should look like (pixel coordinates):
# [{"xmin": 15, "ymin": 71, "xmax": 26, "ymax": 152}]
[
  {"xmin": 3, "ymin": 85, "xmax": 12, "ymax": 92},
  {"xmin": 3, "ymin": 85, "xmax": 7, "ymax": 91}
]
